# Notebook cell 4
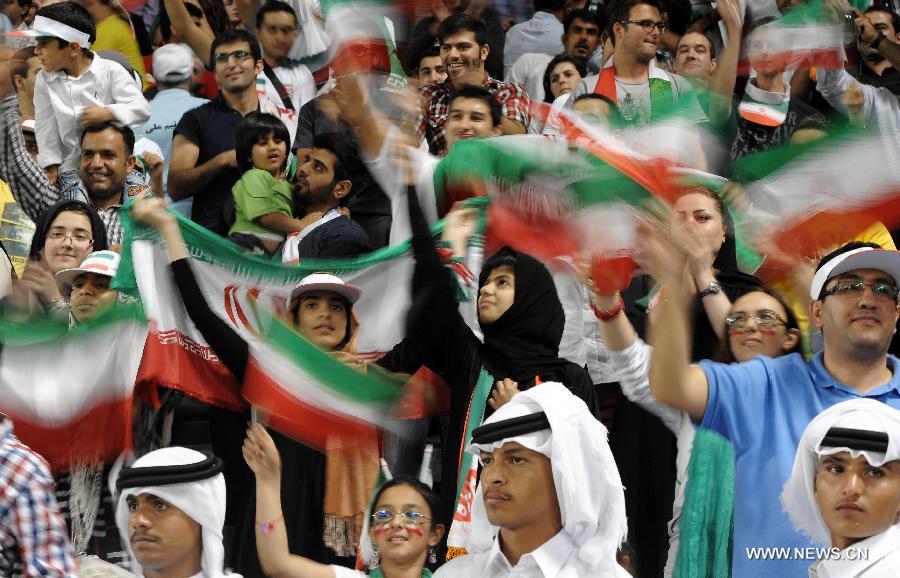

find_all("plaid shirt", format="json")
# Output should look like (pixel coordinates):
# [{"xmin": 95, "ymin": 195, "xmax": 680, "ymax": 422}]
[
  {"xmin": 0, "ymin": 94, "xmax": 152, "ymax": 246},
  {"xmin": 415, "ymin": 75, "xmax": 530, "ymax": 155},
  {"xmin": 0, "ymin": 420, "xmax": 77, "ymax": 577}
]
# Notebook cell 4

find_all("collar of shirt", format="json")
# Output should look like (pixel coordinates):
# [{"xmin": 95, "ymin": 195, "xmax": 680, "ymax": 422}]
[
  {"xmin": 486, "ymin": 530, "xmax": 577, "ymax": 576},
  {"xmin": 46, "ymin": 51, "xmax": 100, "ymax": 82},
  {"xmin": 437, "ymin": 73, "xmax": 493, "ymax": 95},
  {"xmin": 0, "ymin": 418, "xmax": 11, "ymax": 443},
  {"xmin": 813, "ymin": 525, "xmax": 900, "ymax": 578},
  {"xmin": 213, "ymin": 91, "xmax": 261, "ymax": 114},
  {"xmin": 810, "ymin": 352, "xmax": 900, "ymax": 395}
]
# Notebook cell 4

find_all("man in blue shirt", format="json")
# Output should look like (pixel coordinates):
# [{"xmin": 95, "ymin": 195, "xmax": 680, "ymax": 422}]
[
  {"xmin": 649, "ymin": 241, "xmax": 900, "ymax": 577},
  {"xmin": 136, "ymin": 43, "xmax": 207, "ymax": 217}
]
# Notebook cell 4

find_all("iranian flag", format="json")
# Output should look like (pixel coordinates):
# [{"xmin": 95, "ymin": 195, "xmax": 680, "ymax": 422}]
[
  {"xmin": 0, "ymin": 306, "xmax": 147, "ymax": 470},
  {"xmin": 733, "ymin": 129, "xmax": 900, "ymax": 260},
  {"xmin": 738, "ymin": 1, "xmax": 847, "ymax": 74},
  {"xmin": 115, "ymin": 208, "xmax": 479, "ymax": 448}
]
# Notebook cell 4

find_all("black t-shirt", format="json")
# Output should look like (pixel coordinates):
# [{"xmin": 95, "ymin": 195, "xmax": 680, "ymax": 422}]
[
  {"xmin": 174, "ymin": 93, "xmax": 244, "ymax": 236},
  {"xmin": 729, "ymin": 96, "xmax": 818, "ymax": 164}
]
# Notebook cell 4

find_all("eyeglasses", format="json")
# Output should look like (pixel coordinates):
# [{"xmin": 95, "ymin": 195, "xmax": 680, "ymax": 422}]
[
  {"xmin": 47, "ymin": 231, "xmax": 93, "ymax": 246},
  {"xmin": 725, "ymin": 312, "xmax": 786, "ymax": 331},
  {"xmin": 620, "ymin": 19, "xmax": 667, "ymax": 33},
  {"xmin": 213, "ymin": 49, "xmax": 254, "ymax": 64},
  {"xmin": 822, "ymin": 280, "xmax": 900, "ymax": 301},
  {"xmin": 370, "ymin": 510, "xmax": 432, "ymax": 527}
]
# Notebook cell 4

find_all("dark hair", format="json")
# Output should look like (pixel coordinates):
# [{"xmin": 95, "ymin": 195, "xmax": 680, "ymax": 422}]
[
  {"xmin": 291, "ymin": 290, "xmax": 354, "ymax": 350},
  {"xmin": 80, "ymin": 122, "xmax": 136, "ymax": 156},
  {"xmin": 29, "ymin": 199, "xmax": 109, "ymax": 261},
  {"xmin": 864, "ymin": 6, "xmax": 900, "ymax": 31},
  {"xmin": 449, "ymin": 84, "xmax": 502, "ymax": 126},
  {"xmin": 573, "ymin": 92, "xmax": 625, "ymax": 126},
  {"xmin": 37, "ymin": 2, "xmax": 95, "ymax": 55},
  {"xmin": 417, "ymin": 45, "xmax": 441, "ymax": 70},
  {"xmin": 608, "ymin": 0, "xmax": 662, "ymax": 35},
  {"xmin": 677, "ymin": 185, "xmax": 727, "ymax": 230},
  {"xmin": 209, "ymin": 29, "xmax": 262, "ymax": 69},
  {"xmin": 9, "ymin": 46, "xmax": 36, "ymax": 86},
  {"xmin": 676, "ymin": 30, "xmax": 717, "ymax": 59},
  {"xmin": 716, "ymin": 287, "xmax": 802, "ymax": 363},
  {"xmin": 794, "ymin": 113, "xmax": 832, "ymax": 135},
  {"xmin": 481, "ymin": 248, "xmax": 518, "ymax": 284},
  {"xmin": 534, "ymin": 0, "xmax": 567, "ymax": 11},
  {"xmin": 542, "ymin": 54, "xmax": 587, "ymax": 102},
  {"xmin": 563, "ymin": 8, "xmax": 607, "ymax": 35},
  {"xmin": 814, "ymin": 241, "xmax": 884, "ymax": 299},
  {"xmin": 437, "ymin": 14, "xmax": 489, "ymax": 46},
  {"xmin": 370, "ymin": 477, "xmax": 444, "ymax": 526},
  {"xmin": 235, "ymin": 112, "xmax": 291, "ymax": 174},
  {"xmin": 255, "ymin": 0, "xmax": 297, "ymax": 29},
  {"xmin": 312, "ymin": 132, "xmax": 359, "ymax": 188}
]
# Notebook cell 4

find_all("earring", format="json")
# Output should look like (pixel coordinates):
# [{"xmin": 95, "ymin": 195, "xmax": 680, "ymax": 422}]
[
  {"xmin": 428, "ymin": 547, "xmax": 437, "ymax": 564},
  {"xmin": 368, "ymin": 546, "xmax": 380, "ymax": 570}
]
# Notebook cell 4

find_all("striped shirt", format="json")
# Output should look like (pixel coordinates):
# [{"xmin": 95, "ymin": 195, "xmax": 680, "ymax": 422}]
[
  {"xmin": 0, "ymin": 419, "xmax": 77, "ymax": 577},
  {"xmin": 0, "ymin": 94, "xmax": 152, "ymax": 246}
]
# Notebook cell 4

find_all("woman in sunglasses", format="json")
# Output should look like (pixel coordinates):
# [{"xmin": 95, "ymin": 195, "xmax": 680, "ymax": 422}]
[{"xmin": 244, "ymin": 422, "xmax": 445, "ymax": 578}]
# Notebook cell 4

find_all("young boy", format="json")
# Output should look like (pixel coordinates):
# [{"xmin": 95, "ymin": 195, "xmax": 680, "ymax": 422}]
[
  {"xmin": 10, "ymin": 1, "xmax": 149, "ymax": 187},
  {"xmin": 782, "ymin": 399, "xmax": 900, "ymax": 577}
]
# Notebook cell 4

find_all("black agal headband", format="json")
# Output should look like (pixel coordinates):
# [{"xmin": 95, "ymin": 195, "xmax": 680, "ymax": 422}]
[
  {"xmin": 116, "ymin": 452, "xmax": 224, "ymax": 491},
  {"xmin": 821, "ymin": 427, "xmax": 889, "ymax": 454},
  {"xmin": 471, "ymin": 412, "xmax": 551, "ymax": 445}
]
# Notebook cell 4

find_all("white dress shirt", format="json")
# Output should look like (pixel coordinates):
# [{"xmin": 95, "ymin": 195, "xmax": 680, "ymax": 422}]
[
  {"xmin": 435, "ymin": 531, "xmax": 631, "ymax": 577},
  {"xmin": 809, "ymin": 525, "xmax": 900, "ymax": 578},
  {"xmin": 503, "ymin": 12, "xmax": 564, "ymax": 78},
  {"xmin": 505, "ymin": 52, "xmax": 553, "ymax": 103},
  {"xmin": 34, "ymin": 54, "xmax": 150, "ymax": 172},
  {"xmin": 257, "ymin": 61, "xmax": 317, "ymax": 112}
]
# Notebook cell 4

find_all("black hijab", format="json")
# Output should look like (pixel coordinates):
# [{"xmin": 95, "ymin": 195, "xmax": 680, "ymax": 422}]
[
  {"xmin": 479, "ymin": 247, "xmax": 598, "ymax": 413},
  {"xmin": 28, "ymin": 199, "xmax": 108, "ymax": 261}
]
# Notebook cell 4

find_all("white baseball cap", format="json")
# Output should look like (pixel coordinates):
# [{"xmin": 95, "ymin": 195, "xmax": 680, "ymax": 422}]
[
  {"xmin": 152, "ymin": 43, "xmax": 194, "ymax": 83},
  {"xmin": 810, "ymin": 247, "xmax": 900, "ymax": 300},
  {"xmin": 56, "ymin": 250, "xmax": 121, "ymax": 287},
  {"xmin": 289, "ymin": 272, "xmax": 361, "ymax": 306}
]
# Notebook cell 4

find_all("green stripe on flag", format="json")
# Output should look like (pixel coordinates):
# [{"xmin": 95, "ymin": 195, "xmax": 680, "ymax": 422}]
[
  {"xmin": 0, "ymin": 302, "xmax": 145, "ymax": 346},
  {"xmin": 453, "ymin": 371, "xmax": 494, "ymax": 512}
]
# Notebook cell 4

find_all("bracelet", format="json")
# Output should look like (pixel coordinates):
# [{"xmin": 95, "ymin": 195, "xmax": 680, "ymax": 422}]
[
  {"xmin": 871, "ymin": 31, "xmax": 886, "ymax": 50},
  {"xmin": 592, "ymin": 295, "xmax": 625, "ymax": 321},
  {"xmin": 46, "ymin": 298, "xmax": 69, "ymax": 312},
  {"xmin": 257, "ymin": 515, "xmax": 284, "ymax": 536}
]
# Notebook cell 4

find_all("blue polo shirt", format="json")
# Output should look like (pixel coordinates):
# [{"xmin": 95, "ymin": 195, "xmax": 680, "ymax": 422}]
[{"xmin": 698, "ymin": 352, "xmax": 900, "ymax": 578}]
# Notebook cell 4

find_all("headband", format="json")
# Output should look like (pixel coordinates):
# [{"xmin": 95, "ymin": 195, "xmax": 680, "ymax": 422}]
[
  {"xmin": 116, "ymin": 452, "xmax": 224, "ymax": 491},
  {"xmin": 821, "ymin": 427, "xmax": 889, "ymax": 454},
  {"xmin": 30, "ymin": 15, "xmax": 91, "ymax": 47},
  {"xmin": 471, "ymin": 412, "xmax": 551, "ymax": 445}
]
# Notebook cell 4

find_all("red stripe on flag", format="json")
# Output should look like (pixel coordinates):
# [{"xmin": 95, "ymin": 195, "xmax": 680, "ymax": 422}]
[
  {"xmin": 11, "ymin": 398, "xmax": 133, "ymax": 472},
  {"xmin": 485, "ymin": 200, "xmax": 578, "ymax": 263},
  {"xmin": 242, "ymin": 357, "xmax": 377, "ymax": 451},
  {"xmin": 737, "ymin": 48, "xmax": 844, "ymax": 75},
  {"xmin": 134, "ymin": 325, "xmax": 246, "ymax": 412}
]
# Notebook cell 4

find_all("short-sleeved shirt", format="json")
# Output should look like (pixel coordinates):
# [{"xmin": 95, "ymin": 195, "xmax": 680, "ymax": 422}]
[
  {"xmin": 415, "ymin": 75, "xmax": 530, "ymax": 156},
  {"xmin": 228, "ymin": 168, "xmax": 294, "ymax": 238},
  {"xmin": 174, "ymin": 94, "xmax": 248, "ymax": 236},
  {"xmin": 698, "ymin": 352, "xmax": 900, "ymax": 577}
]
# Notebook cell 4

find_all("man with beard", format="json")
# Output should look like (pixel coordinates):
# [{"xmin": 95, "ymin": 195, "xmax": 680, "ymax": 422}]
[
  {"xmin": 416, "ymin": 14, "xmax": 529, "ymax": 156},
  {"xmin": 407, "ymin": 0, "xmax": 507, "ymax": 79},
  {"xmin": 168, "ymin": 29, "xmax": 297, "ymax": 236},
  {"xmin": 850, "ymin": 6, "xmax": 900, "ymax": 95},
  {"xmin": 283, "ymin": 133, "xmax": 372, "ymax": 261},
  {"xmin": 506, "ymin": 8, "xmax": 604, "ymax": 103},
  {"xmin": 570, "ymin": 0, "xmax": 705, "ymax": 126}
]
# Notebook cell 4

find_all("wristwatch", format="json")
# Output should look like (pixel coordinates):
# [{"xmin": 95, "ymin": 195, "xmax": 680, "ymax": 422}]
[
  {"xmin": 871, "ymin": 31, "xmax": 887, "ymax": 50},
  {"xmin": 699, "ymin": 281, "xmax": 722, "ymax": 297}
]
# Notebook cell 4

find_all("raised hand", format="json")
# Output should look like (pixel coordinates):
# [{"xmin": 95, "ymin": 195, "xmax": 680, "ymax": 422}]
[
  {"xmin": 488, "ymin": 378, "xmax": 520, "ymax": 410},
  {"xmin": 242, "ymin": 422, "xmax": 282, "ymax": 484}
]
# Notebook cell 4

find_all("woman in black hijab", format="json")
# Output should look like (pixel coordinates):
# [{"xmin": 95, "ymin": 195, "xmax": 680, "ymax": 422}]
[{"xmin": 381, "ymin": 189, "xmax": 597, "ymax": 536}]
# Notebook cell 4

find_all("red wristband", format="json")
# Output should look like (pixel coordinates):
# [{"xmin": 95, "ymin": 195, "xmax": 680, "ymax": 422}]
[{"xmin": 592, "ymin": 295, "xmax": 625, "ymax": 321}]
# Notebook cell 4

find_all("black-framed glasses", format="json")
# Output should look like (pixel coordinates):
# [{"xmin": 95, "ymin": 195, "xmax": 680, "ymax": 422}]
[
  {"xmin": 370, "ymin": 510, "xmax": 432, "ymax": 527},
  {"xmin": 47, "ymin": 230, "xmax": 93, "ymax": 246},
  {"xmin": 822, "ymin": 280, "xmax": 900, "ymax": 301},
  {"xmin": 620, "ymin": 19, "xmax": 667, "ymax": 33},
  {"xmin": 213, "ymin": 49, "xmax": 254, "ymax": 64},
  {"xmin": 725, "ymin": 312, "xmax": 786, "ymax": 331}
]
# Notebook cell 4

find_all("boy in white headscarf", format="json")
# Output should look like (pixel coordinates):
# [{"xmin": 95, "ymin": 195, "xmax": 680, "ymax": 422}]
[
  {"xmin": 113, "ymin": 447, "xmax": 241, "ymax": 578},
  {"xmin": 782, "ymin": 399, "xmax": 900, "ymax": 577},
  {"xmin": 435, "ymin": 381, "xmax": 629, "ymax": 577}
]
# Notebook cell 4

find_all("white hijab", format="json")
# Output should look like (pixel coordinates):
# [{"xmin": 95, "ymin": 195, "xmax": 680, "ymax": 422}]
[
  {"xmin": 113, "ymin": 447, "xmax": 240, "ymax": 578},
  {"xmin": 466, "ymin": 382, "xmax": 627, "ymax": 575},
  {"xmin": 781, "ymin": 399, "xmax": 900, "ymax": 546}
]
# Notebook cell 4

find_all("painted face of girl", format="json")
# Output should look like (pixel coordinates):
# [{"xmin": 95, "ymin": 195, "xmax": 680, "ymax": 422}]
[
  {"xmin": 726, "ymin": 291, "xmax": 799, "ymax": 362},
  {"xmin": 368, "ymin": 484, "xmax": 441, "ymax": 566}
]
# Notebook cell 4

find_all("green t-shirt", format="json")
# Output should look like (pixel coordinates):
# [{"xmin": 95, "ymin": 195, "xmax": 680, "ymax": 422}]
[{"xmin": 229, "ymin": 168, "xmax": 294, "ymax": 238}]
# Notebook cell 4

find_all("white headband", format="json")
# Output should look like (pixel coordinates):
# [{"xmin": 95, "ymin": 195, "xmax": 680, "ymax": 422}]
[{"xmin": 32, "ymin": 15, "xmax": 92, "ymax": 48}]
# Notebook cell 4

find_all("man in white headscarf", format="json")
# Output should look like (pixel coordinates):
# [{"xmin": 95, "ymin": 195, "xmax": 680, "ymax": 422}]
[
  {"xmin": 782, "ymin": 399, "xmax": 900, "ymax": 577},
  {"xmin": 435, "ymin": 381, "xmax": 629, "ymax": 577},
  {"xmin": 113, "ymin": 447, "xmax": 241, "ymax": 578}
]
